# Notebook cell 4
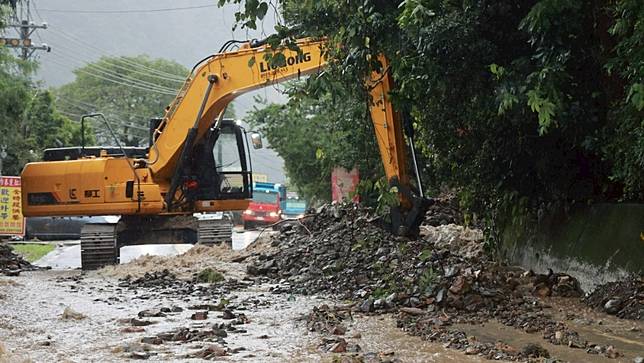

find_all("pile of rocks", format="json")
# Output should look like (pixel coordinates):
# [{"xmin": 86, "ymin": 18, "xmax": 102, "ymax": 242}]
[
  {"xmin": 584, "ymin": 278, "xmax": 643, "ymax": 320},
  {"xmin": 247, "ymin": 204, "xmax": 581, "ymax": 307},
  {"xmin": 423, "ymin": 195, "xmax": 464, "ymax": 227},
  {"xmin": 0, "ymin": 243, "xmax": 33, "ymax": 275},
  {"xmin": 247, "ymin": 204, "xmax": 634, "ymax": 360}
]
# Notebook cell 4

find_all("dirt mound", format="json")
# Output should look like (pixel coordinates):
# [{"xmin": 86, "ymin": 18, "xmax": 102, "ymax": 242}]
[
  {"xmin": 0, "ymin": 243, "xmax": 33, "ymax": 274},
  {"xmin": 584, "ymin": 278, "xmax": 643, "ymax": 320},
  {"xmin": 98, "ymin": 244, "xmax": 245, "ymax": 280}
]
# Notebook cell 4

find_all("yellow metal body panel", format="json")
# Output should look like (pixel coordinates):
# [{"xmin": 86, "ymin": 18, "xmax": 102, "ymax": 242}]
[{"xmin": 21, "ymin": 157, "xmax": 164, "ymax": 217}]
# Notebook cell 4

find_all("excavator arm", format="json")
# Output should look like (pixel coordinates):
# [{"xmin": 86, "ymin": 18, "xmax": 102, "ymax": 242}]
[{"xmin": 149, "ymin": 38, "xmax": 425, "ymax": 229}]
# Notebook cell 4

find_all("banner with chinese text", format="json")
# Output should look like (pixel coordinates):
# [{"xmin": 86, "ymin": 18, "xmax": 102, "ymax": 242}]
[{"xmin": 0, "ymin": 176, "xmax": 25, "ymax": 236}]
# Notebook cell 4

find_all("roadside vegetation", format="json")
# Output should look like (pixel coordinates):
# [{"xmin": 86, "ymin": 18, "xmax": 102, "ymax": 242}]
[
  {"xmin": 10, "ymin": 243, "xmax": 54, "ymax": 262},
  {"xmin": 231, "ymin": 0, "xmax": 642, "ymax": 231}
]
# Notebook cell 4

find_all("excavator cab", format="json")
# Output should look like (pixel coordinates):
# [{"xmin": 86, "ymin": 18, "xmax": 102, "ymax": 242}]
[{"xmin": 187, "ymin": 119, "xmax": 253, "ymax": 203}]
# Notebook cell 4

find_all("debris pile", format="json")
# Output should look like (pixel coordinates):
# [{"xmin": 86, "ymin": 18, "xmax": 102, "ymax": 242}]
[
  {"xmin": 248, "ymin": 204, "xmax": 632, "ymax": 360},
  {"xmin": 584, "ymin": 278, "xmax": 643, "ymax": 320},
  {"xmin": 99, "ymin": 244, "xmax": 244, "ymax": 280},
  {"xmin": 0, "ymin": 243, "xmax": 34, "ymax": 276},
  {"xmin": 423, "ymin": 195, "xmax": 464, "ymax": 227}
]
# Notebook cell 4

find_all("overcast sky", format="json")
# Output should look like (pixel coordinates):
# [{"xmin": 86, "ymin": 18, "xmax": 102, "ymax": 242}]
[{"xmin": 18, "ymin": 0, "xmax": 288, "ymax": 182}]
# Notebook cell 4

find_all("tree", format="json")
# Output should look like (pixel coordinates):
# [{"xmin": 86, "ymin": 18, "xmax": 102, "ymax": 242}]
[
  {"xmin": 0, "ymin": 7, "xmax": 83, "ymax": 175},
  {"xmin": 246, "ymin": 83, "xmax": 381, "ymax": 201},
  {"xmin": 54, "ymin": 55, "xmax": 237, "ymax": 147},
  {"xmin": 219, "ymin": 0, "xmax": 643, "ymax": 212}
]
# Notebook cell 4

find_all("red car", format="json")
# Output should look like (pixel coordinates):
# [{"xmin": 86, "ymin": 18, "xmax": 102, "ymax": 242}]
[{"xmin": 242, "ymin": 189, "xmax": 282, "ymax": 229}]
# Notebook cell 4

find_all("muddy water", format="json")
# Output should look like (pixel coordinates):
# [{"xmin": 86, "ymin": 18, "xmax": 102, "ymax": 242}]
[
  {"xmin": 0, "ymin": 271, "xmax": 478, "ymax": 362},
  {"xmin": 455, "ymin": 297, "xmax": 644, "ymax": 363}
]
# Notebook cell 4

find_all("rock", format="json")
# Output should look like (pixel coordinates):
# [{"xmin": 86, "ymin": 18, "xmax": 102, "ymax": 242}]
[
  {"xmin": 121, "ymin": 327, "xmax": 146, "ymax": 333},
  {"xmin": 444, "ymin": 266, "xmax": 458, "ymax": 278},
  {"xmin": 329, "ymin": 339, "xmax": 348, "ymax": 353},
  {"xmin": 449, "ymin": 276, "xmax": 470, "ymax": 295},
  {"xmin": 61, "ymin": 307, "xmax": 86, "ymax": 320},
  {"xmin": 130, "ymin": 352, "xmax": 150, "ymax": 360},
  {"xmin": 585, "ymin": 279, "xmax": 643, "ymax": 320},
  {"xmin": 464, "ymin": 346, "xmax": 480, "ymax": 355},
  {"xmin": 554, "ymin": 331, "xmax": 563, "ymax": 342},
  {"xmin": 359, "ymin": 298, "xmax": 374, "ymax": 313},
  {"xmin": 604, "ymin": 299, "xmax": 623, "ymax": 315},
  {"xmin": 399, "ymin": 307, "xmax": 425, "ymax": 316},
  {"xmin": 138, "ymin": 309, "xmax": 166, "ymax": 318},
  {"xmin": 435, "ymin": 288, "xmax": 446, "ymax": 304},
  {"xmin": 533, "ymin": 283, "xmax": 551, "ymax": 298},
  {"xmin": 521, "ymin": 343, "xmax": 550, "ymax": 358},
  {"xmin": 331, "ymin": 325, "xmax": 346, "ymax": 335},
  {"xmin": 140, "ymin": 337, "xmax": 162, "ymax": 345},
  {"xmin": 131, "ymin": 319, "xmax": 155, "ymax": 327},
  {"xmin": 194, "ymin": 345, "xmax": 227, "ymax": 358},
  {"xmin": 385, "ymin": 293, "xmax": 397, "ymax": 306},
  {"xmin": 221, "ymin": 309, "xmax": 236, "ymax": 320},
  {"xmin": 605, "ymin": 345, "xmax": 621, "ymax": 359},
  {"xmin": 191, "ymin": 311, "xmax": 208, "ymax": 320}
]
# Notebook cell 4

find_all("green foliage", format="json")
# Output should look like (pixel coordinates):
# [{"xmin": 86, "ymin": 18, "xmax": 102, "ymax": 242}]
[
  {"xmin": 353, "ymin": 178, "xmax": 400, "ymax": 216},
  {"xmin": 195, "ymin": 268, "xmax": 225, "ymax": 283},
  {"xmin": 0, "ymin": 28, "xmax": 83, "ymax": 175},
  {"xmin": 55, "ymin": 55, "xmax": 191, "ymax": 146},
  {"xmin": 220, "ymin": 0, "xmax": 643, "ymax": 217},
  {"xmin": 245, "ymin": 82, "xmax": 381, "ymax": 202}
]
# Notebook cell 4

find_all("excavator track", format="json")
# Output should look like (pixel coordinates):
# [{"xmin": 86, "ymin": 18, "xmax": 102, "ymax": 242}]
[
  {"xmin": 80, "ymin": 223, "xmax": 119, "ymax": 270},
  {"xmin": 197, "ymin": 218, "xmax": 233, "ymax": 247}
]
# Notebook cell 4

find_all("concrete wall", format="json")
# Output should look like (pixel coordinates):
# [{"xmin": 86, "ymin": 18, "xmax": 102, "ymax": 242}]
[{"xmin": 500, "ymin": 203, "xmax": 644, "ymax": 292}]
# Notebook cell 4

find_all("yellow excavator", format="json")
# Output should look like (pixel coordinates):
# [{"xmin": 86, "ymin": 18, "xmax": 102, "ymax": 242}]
[{"xmin": 21, "ymin": 38, "xmax": 429, "ymax": 269}]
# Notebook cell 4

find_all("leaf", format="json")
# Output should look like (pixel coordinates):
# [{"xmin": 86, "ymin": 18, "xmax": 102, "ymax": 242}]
[
  {"xmin": 247, "ymin": 56, "xmax": 256, "ymax": 68},
  {"xmin": 257, "ymin": 2, "xmax": 269, "ymax": 20}
]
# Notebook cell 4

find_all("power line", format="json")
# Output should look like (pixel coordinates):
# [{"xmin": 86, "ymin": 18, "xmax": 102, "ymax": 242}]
[
  {"xmin": 31, "ymin": 2, "xmax": 188, "ymax": 82},
  {"xmin": 59, "ymin": 97, "xmax": 157, "ymax": 122},
  {"xmin": 37, "ymin": 4, "xmax": 218, "ymax": 15},
  {"xmin": 48, "ymin": 45, "xmax": 180, "ymax": 94},
  {"xmin": 47, "ymin": 28, "xmax": 187, "ymax": 83},
  {"xmin": 47, "ymin": 57, "xmax": 178, "ymax": 96},
  {"xmin": 55, "ymin": 96, "xmax": 149, "ymax": 133}
]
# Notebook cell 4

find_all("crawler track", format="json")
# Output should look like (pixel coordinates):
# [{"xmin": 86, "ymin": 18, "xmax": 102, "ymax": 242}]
[
  {"xmin": 197, "ymin": 219, "xmax": 233, "ymax": 247},
  {"xmin": 80, "ymin": 223, "xmax": 119, "ymax": 270}
]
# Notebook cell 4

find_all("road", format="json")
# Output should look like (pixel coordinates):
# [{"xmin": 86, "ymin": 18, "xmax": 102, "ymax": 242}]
[{"xmin": 34, "ymin": 230, "xmax": 261, "ymax": 269}]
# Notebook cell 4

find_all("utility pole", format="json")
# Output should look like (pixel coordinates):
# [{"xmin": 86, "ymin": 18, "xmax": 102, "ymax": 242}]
[{"xmin": 0, "ymin": 0, "xmax": 50, "ymax": 60}]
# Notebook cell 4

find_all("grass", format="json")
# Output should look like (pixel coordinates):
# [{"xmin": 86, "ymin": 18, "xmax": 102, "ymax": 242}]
[
  {"xmin": 11, "ymin": 244, "xmax": 55, "ymax": 262},
  {"xmin": 195, "ymin": 268, "xmax": 225, "ymax": 283}
]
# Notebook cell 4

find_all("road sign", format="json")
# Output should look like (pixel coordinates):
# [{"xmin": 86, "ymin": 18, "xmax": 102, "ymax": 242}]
[
  {"xmin": 0, "ymin": 176, "xmax": 25, "ymax": 236},
  {"xmin": 252, "ymin": 173, "xmax": 268, "ymax": 183}
]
